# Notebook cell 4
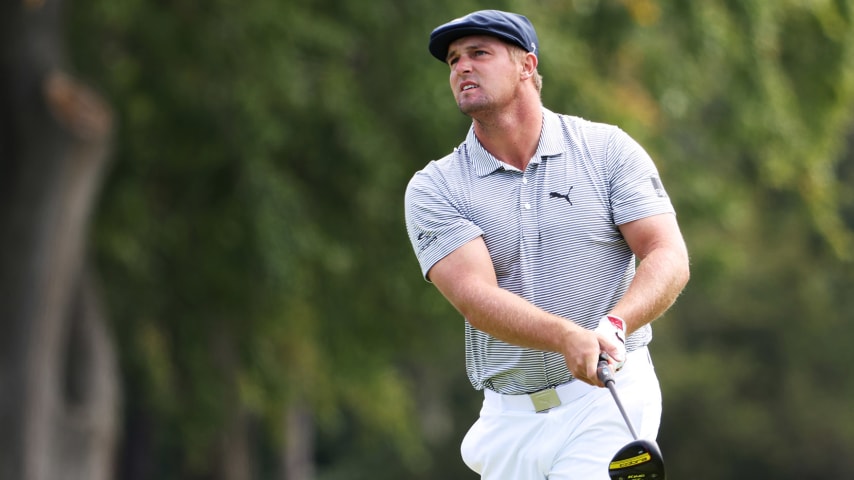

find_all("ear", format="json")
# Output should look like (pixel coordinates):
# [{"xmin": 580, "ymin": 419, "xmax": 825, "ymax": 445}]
[{"xmin": 521, "ymin": 52, "xmax": 538, "ymax": 79}]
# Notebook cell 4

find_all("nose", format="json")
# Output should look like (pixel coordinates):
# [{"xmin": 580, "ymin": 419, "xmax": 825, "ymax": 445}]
[{"xmin": 452, "ymin": 57, "xmax": 472, "ymax": 75}]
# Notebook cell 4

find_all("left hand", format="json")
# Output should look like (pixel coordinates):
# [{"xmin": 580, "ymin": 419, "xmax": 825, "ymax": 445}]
[{"xmin": 595, "ymin": 315, "xmax": 627, "ymax": 371}]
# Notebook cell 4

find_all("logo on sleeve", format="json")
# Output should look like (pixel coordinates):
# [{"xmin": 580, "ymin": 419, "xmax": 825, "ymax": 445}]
[
  {"xmin": 650, "ymin": 176, "xmax": 668, "ymax": 198},
  {"xmin": 416, "ymin": 231, "xmax": 439, "ymax": 252}
]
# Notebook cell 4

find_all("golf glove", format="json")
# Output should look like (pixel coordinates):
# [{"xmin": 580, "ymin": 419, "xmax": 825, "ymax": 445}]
[{"xmin": 595, "ymin": 315, "xmax": 626, "ymax": 370}]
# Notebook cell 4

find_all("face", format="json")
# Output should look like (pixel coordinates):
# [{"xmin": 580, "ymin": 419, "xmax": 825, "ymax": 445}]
[{"xmin": 445, "ymin": 35, "xmax": 525, "ymax": 116}]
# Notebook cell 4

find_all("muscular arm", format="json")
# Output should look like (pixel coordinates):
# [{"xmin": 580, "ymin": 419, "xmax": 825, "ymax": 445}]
[
  {"xmin": 426, "ymin": 213, "xmax": 688, "ymax": 386},
  {"xmin": 611, "ymin": 213, "xmax": 690, "ymax": 334},
  {"xmin": 427, "ymin": 237, "xmax": 622, "ymax": 386}
]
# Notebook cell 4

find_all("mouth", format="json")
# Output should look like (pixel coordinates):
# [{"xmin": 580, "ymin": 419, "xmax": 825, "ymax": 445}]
[{"xmin": 460, "ymin": 82, "xmax": 479, "ymax": 92}]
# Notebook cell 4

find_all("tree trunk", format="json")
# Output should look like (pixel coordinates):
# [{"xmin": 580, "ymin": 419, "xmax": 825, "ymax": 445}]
[
  {"xmin": 213, "ymin": 328, "xmax": 252, "ymax": 480},
  {"xmin": 282, "ymin": 403, "xmax": 315, "ymax": 480},
  {"xmin": 0, "ymin": 1, "xmax": 119, "ymax": 479}
]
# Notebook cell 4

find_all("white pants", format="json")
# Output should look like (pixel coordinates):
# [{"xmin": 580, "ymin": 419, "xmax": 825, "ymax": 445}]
[{"xmin": 460, "ymin": 347, "xmax": 662, "ymax": 480}]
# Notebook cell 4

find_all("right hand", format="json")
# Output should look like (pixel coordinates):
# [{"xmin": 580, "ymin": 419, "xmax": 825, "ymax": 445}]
[{"xmin": 561, "ymin": 326, "xmax": 607, "ymax": 387}]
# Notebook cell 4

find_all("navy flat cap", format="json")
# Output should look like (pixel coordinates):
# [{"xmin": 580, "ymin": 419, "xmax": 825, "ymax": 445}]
[{"xmin": 428, "ymin": 10, "xmax": 539, "ymax": 62}]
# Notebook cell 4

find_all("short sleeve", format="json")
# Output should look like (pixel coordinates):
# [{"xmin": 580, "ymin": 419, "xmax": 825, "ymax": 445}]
[
  {"xmin": 607, "ymin": 128, "xmax": 676, "ymax": 225},
  {"xmin": 404, "ymin": 164, "xmax": 483, "ymax": 281}
]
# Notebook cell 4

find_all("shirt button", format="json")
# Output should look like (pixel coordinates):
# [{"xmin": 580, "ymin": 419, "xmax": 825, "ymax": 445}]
[
  {"xmin": 524, "ymin": 203, "xmax": 531, "ymax": 210},
  {"xmin": 522, "ymin": 177, "xmax": 528, "ymax": 184}
]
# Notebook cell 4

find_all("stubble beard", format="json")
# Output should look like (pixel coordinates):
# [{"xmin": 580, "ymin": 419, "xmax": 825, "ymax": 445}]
[
  {"xmin": 457, "ymin": 93, "xmax": 496, "ymax": 118},
  {"xmin": 458, "ymin": 102, "xmax": 486, "ymax": 117},
  {"xmin": 457, "ymin": 81, "xmax": 520, "ymax": 120}
]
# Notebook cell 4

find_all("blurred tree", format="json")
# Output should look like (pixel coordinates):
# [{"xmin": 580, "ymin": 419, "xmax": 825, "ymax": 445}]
[
  {"xmin": 0, "ymin": 1, "xmax": 119, "ymax": 480},
  {"xmin": 536, "ymin": 2, "xmax": 854, "ymax": 478},
  {"xmin": 68, "ymin": 0, "xmax": 485, "ymax": 478},
  {"xmin": 39, "ymin": 0, "xmax": 854, "ymax": 479}
]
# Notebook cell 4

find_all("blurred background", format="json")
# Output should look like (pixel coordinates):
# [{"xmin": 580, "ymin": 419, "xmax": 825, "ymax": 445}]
[{"xmin": 2, "ymin": 0, "xmax": 854, "ymax": 479}]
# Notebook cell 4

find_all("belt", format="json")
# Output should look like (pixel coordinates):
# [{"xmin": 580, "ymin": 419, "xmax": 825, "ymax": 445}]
[
  {"xmin": 482, "ymin": 346, "xmax": 650, "ymax": 413},
  {"xmin": 484, "ymin": 379, "xmax": 595, "ymax": 413}
]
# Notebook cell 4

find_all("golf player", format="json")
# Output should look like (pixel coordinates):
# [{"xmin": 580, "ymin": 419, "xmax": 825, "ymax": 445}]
[{"xmin": 404, "ymin": 10, "xmax": 690, "ymax": 479}]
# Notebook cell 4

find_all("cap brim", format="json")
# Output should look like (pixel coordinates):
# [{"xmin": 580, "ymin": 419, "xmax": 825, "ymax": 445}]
[{"xmin": 428, "ymin": 27, "xmax": 525, "ymax": 62}]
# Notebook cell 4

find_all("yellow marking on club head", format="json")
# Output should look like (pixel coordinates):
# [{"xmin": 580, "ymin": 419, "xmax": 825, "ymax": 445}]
[{"xmin": 610, "ymin": 452, "xmax": 652, "ymax": 470}]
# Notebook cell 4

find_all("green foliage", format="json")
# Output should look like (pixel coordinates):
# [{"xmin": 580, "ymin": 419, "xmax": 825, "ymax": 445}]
[{"xmin": 67, "ymin": 0, "xmax": 854, "ymax": 478}]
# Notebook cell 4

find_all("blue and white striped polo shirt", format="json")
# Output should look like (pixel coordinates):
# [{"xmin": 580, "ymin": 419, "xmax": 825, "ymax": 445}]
[{"xmin": 405, "ymin": 108, "xmax": 675, "ymax": 394}]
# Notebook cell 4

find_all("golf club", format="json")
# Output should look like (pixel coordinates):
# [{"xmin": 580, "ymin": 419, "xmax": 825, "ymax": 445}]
[{"xmin": 597, "ymin": 354, "xmax": 666, "ymax": 480}]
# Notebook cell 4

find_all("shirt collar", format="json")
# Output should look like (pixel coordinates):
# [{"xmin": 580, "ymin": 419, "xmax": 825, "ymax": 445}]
[{"xmin": 466, "ymin": 107, "xmax": 566, "ymax": 177}]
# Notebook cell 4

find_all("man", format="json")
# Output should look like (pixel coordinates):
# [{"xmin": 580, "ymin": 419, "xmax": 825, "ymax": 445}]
[{"xmin": 404, "ymin": 9, "xmax": 689, "ymax": 479}]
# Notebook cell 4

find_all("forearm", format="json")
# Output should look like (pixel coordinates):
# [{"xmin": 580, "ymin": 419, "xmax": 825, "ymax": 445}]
[
  {"xmin": 439, "ymin": 275, "xmax": 623, "ymax": 386},
  {"xmin": 428, "ymin": 237, "xmax": 618, "ymax": 385},
  {"xmin": 610, "ymin": 245, "xmax": 690, "ymax": 334},
  {"xmin": 449, "ymin": 280, "xmax": 585, "ymax": 353},
  {"xmin": 428, "ymin": 238, "xmax": 583, "ymax": 353}
]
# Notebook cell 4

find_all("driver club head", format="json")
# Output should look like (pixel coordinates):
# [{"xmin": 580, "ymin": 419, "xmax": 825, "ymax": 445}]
[
  {"xmin": 597, "ymin": 354, "xmax": 666, "ymax": 479},
  {"xmin": 607, "ymin": 436, "xmax": 666, "ymax": 480}
]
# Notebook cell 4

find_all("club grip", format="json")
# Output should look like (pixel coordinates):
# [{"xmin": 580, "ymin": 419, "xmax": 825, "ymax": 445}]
[{"xmin": 597, "ymin": 353, "xmax": 615, "ymax": 386}]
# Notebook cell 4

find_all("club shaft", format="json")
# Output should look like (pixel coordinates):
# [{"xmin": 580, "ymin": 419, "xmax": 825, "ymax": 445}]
[{"xmin": 605, "ymin": 380, "xmax": 638, "ymax": 440}]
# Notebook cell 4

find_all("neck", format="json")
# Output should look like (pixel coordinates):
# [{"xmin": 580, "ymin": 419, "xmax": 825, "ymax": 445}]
[{"xmin": 471, "ymin": 95, "xmax": 543, "ymax": 171}]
